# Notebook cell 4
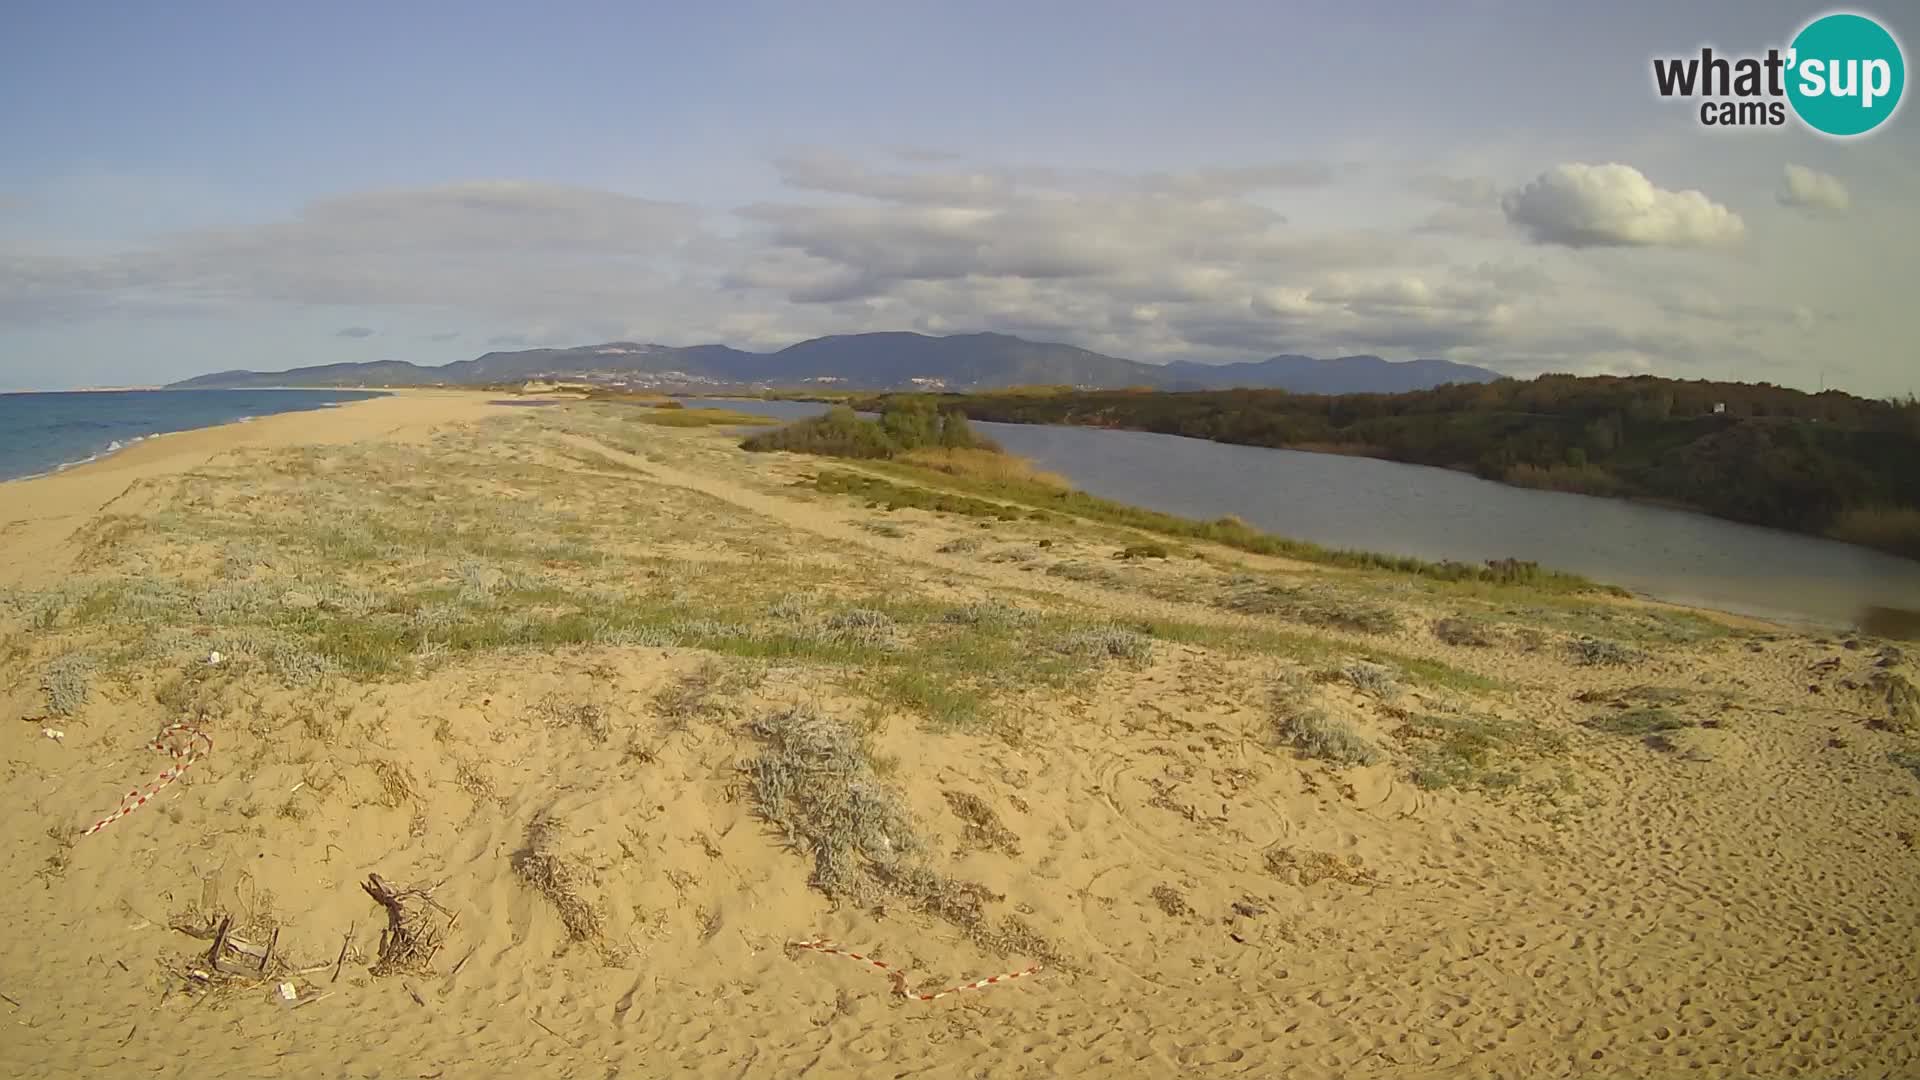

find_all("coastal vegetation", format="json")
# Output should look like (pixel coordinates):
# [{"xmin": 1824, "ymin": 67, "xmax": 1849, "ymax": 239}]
[
  {"xmin": 744, "ymin": 398, "xmax": 1616, "ymax": 594},
  {"xmin": 847, "ymin": 377, "xmax": 1920, "ymax": 559}
]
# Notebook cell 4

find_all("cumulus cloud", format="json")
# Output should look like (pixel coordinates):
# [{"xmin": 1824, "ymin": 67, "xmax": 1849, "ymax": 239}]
[
  {"xmin": 1777, "ymin": 164, "xmax": 1850, "ymax": 212},
  {"xmin": 1502, "ymin": 163, "xmax": 1745, "ymax": 248},
  {"xmin": 335, "ymin": 325, "xmax": 375, "ymax": 338}
]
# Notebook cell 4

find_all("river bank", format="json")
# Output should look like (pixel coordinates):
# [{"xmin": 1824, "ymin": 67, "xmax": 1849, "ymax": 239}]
[{"xmin": 680, "ymin": 397, "xmax": 1920, "ymax": 632}]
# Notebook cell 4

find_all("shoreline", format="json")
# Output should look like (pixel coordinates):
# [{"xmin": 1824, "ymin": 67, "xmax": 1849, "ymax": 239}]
[
  {"xmin": 0, "ymin": 387, "xmax": 393, "ymax": 485},
  {"xmin": 813, "ymin": 396, "xmax": 1920, "ymax": 568},
  {"xmin": 0, "ymin": 389, "xmax": 501, "ymax": 589},
  {"xmin": 685, "ymin": 398, "xmax": 1904, "ymax": 633}
]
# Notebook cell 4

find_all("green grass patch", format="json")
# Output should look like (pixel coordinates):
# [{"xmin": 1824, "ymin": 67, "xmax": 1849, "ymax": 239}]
[
  {"xmin": 1394, "ymin": 713, "xmax": 1566, "ymax": 791},
  {"xmin": 1219, "ymin": 580, "xmax": 1401, "ymax": 634},
  {"xmin": 857, "ymin": 459, "xmax": 1614, "ymax": 594},
  {"xmin": 877, "ymin": 670, "xmax": 984, "ymax": 729},
  {"xmin": 1141, "ymin": 618, "xmax": 1508, "ymax": 694},
  {"xmin": 811, "ymin": 470, "xmax": 1025, "ymax": 519},
  {"xmin": 630, "ymin": 407, "xmax": 781, "ymax": 428},
  {"xmin": 1581, "ymin": 708, "xmax": 1695, "ymax": 736}
]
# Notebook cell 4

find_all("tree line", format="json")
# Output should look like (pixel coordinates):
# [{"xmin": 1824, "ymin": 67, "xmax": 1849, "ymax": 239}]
[{"xmin": 847, "ymin": 376, "xmax": 1920, "ymax": 559}]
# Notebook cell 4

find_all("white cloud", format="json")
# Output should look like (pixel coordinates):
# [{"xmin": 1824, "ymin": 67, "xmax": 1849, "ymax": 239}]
[
  {"xmin": 1408, "ymin": 173, "xmax": 1499, "ymax": 209},
  {"xmin": 1777, "ymin": 164, "xmax": 1850, "ymax": 213},
  {"xmin": 3, "ymin": 151, "xmax": 1898, "ymax": 391},
  {"xmin": 1502, "ymin": 163, "xmax": 1745, "ymax": 248}
]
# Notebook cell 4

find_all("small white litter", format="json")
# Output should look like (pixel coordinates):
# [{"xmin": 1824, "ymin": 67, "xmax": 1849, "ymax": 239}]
[
  {"xmin": 207, "ymin": 651, "xmax": 225, "ymax": 666},
  {"xmin": 41, "ymin": 728, "xmax": 64, "ymax": 743},
  {"xmin": 277, "ymin": 982, "xmax": 298, "ymax": 1002}
]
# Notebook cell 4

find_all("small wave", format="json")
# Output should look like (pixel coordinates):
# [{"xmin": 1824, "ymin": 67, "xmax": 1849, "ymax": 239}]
[{"xmin": 46, "ymin": 432, "xmax": 150, "ymax": 475}]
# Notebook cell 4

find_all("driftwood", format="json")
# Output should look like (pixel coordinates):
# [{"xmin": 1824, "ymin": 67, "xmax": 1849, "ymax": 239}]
[
  {"xmin": 360, "ymin": 874, "xmax": 457, "ymax": 976},
  {"xmin": 170, "ymin": 915, "xmax": 277, "ymax": 977}
]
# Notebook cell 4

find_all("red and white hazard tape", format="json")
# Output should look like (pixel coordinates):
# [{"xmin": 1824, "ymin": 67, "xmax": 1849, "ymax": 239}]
[
  {"xmin": 790, "ymin": 938, "xmax": 1042, "ymax": 1002},
  {"xmin": 81, "ymin": 723, "xmax": 213, "ymax": 837}
]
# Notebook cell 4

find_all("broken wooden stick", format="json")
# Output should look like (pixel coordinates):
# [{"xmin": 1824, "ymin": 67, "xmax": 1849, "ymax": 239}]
[
  {"xmin": 447, "ymin": 946, "xmax": 478, "ymax": 981},
  {"xmin": 332, "ymin": 921, "xmax": 355, "ymax": 984},
  {"xmin": 206, "ymin": 915, "xmax": 232, "ymax": 969}
]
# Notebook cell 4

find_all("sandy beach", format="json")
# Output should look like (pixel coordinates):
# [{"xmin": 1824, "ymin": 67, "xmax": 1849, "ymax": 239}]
[{"xmin": 1, "ymin": 391, "xmax": 1914, "ymax": 1079}]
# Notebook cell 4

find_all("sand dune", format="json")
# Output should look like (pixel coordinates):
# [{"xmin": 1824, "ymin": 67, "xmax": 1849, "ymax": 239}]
[{"xmin": 1, "ymin": 392, "xmax": 1914, "ymax": 1078}]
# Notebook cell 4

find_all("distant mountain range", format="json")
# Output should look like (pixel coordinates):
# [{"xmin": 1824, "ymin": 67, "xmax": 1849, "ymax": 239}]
[{"xmin": 167, "ymin": 332, "xmax": 1502, "ymax": 394}]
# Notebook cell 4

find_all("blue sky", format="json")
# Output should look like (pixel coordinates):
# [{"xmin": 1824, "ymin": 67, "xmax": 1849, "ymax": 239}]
[{"xmin": 2, "ymin": 1, "xmax": 1914, "ymax": 393}]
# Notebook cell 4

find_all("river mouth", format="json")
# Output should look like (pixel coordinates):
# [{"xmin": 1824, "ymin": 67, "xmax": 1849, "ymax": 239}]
[{"xmin": 675, "ymin": 397, "xmax": 1920, "ymax": 633}]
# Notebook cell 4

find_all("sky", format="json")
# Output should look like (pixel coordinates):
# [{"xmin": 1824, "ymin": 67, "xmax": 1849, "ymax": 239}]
[{"xmin": 1, "ymin": 1, "xmax": 1915, "ymax": 395}]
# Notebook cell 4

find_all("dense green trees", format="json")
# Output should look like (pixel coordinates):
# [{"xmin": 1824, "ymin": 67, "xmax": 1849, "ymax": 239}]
[{"xmin": 855, "ymin": 375, "xmax": 1920, "ymax": 558}]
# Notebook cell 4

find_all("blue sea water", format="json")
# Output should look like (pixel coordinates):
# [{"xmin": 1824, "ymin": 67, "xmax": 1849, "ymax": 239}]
[{"xmin": 0, "ymin": 389, "xmax": 385, "ymax": 482}]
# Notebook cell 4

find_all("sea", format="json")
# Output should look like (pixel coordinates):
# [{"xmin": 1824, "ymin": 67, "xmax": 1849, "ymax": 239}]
[{"xmin": 0, "ymin": 389, "xmax": 385, "ymax": 482}]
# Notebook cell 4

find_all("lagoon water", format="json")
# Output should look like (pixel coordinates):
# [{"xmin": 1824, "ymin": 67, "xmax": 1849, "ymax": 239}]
[{"xmin": 683, "ymin": 398, "xmax": 1920, "ymax": 629}]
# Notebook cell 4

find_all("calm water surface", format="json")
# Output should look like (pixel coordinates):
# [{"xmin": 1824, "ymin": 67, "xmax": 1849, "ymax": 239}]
[{"xmin": 683, "ymin": 398, "xmax": 1920, "ymax": 630}]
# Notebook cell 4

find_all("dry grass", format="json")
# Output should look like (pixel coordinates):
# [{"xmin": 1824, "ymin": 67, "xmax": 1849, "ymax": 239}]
[
  {"xmin": 1340, "ymin": 661, "xmax": 1402, "ymax": 699},
  {"xmin": 1264, "ymin": 847, "xmax": 1379, "ymax": 887},
  {"xmin": 534, "ymin": 693, "xmax": 613, "ymax": 742},
  {"xmin": 897, "ymin": 447, "xmax": 1069, "ymax": 490},
  {"xmin": 455, "ymin": 760, "xmax": 498, "ymax": 802},
  {"xmin": 1827, "ymin": 506, "xmax": 1920, "ymax": 560},
  {"xmin": 1272, "ymin": 682, "xmax": 1380, "ymax": 766},
  {"xmin": 369, "ymin": 759, "xmax": 418, "ymax": 808},
  {"xmin": 944, "ymin": 790, "xmax": 1021, "ymax": 855},
  {"xmin": 1221, "ymin": 581, "xmax": 1402, "ymax": 635},
  {"xmin": 1432, "ymin": 617, "xmax": 1494, "ymax": 647},
  {"xmin": 652, "ymin": 661, "xmax": 732, "ymax": 726},
  {"xmin": 1569, "ymin": 637, "xmax": 1644, "ymax": 667},
  {"xmin": 512, "ymin": 814, "xmax": 606, "ymax": 947},
  {"xmin": 1149, "ymin": 884, "xmax": 1191, "ymax": 917},
  {"xmin": 746, "ymin": 704, "xmax": 1017, "ymax": 943},
  {"xmin": 1054, "ymin": 625, "xmax": 1153, "ymax": 664}
]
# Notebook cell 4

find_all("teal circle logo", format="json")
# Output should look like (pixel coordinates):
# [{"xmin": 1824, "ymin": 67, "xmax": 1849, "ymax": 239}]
[{"xmin": 1787, "ymin": 13, "xmax": 1905, "ymax": 136}]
